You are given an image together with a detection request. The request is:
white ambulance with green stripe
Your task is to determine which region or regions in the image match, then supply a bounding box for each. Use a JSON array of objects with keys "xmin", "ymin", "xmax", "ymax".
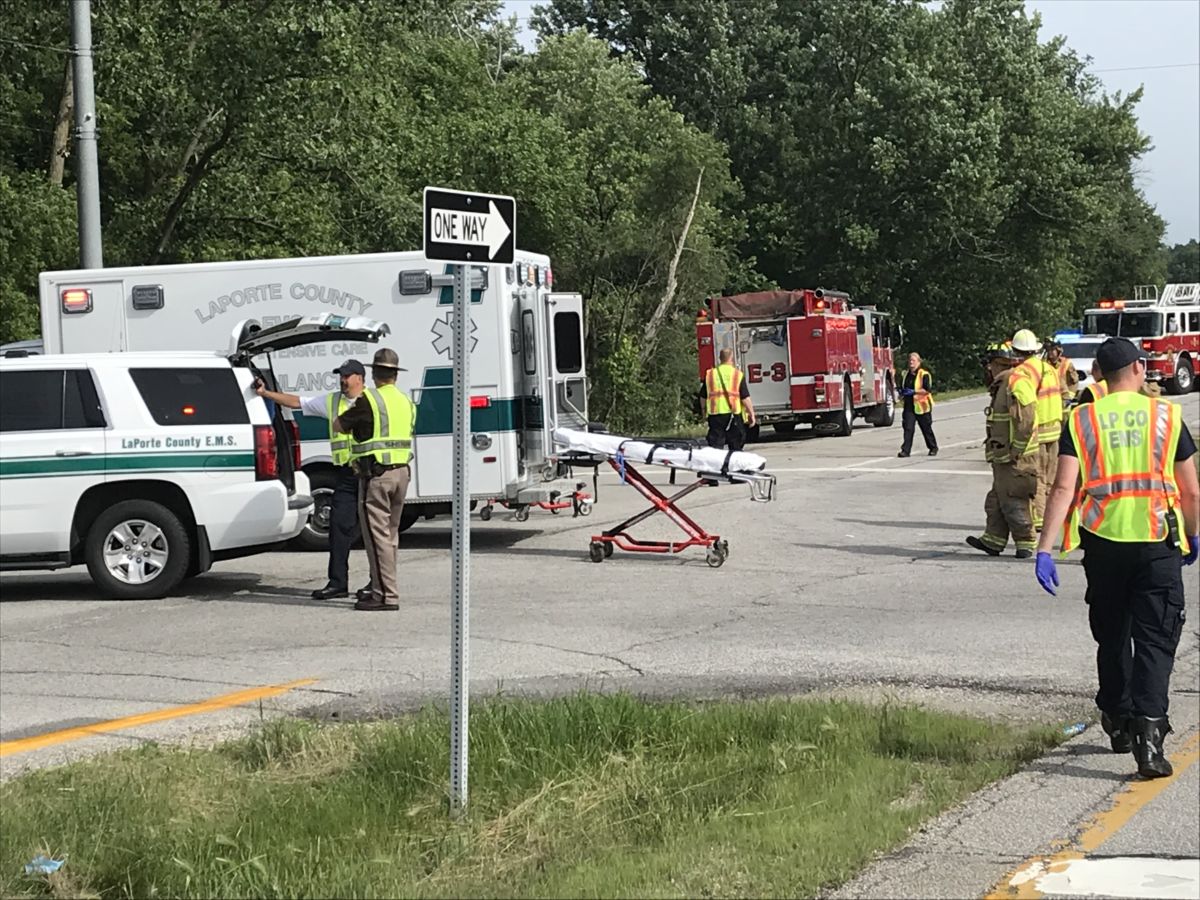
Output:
[
  {"xmin": 0, "ymin": 315, "xmax": 388, "ymax": 597},
  {"xmin": 34, "ymin": 251, "xmax": 588, "ymax": 549}
]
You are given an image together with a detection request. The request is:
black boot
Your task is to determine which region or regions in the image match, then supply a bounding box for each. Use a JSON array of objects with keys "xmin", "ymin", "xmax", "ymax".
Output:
[
  {"xmin": 1101, "ymin": 711, "xmax": 1132, "ymax": 754},
  {"xmin": 1130, "ymin": 716, "xmax": 1173, "ymax": 779}
]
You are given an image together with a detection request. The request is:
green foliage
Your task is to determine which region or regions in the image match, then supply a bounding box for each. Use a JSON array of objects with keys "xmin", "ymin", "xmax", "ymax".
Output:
[
  {"xmin": 0, "ymin": 0, "xmax": 1189, "ymax": 409},
  {"xmin": 1166, "ymin": 240, "xmax": 1200, "ymax": 284}
]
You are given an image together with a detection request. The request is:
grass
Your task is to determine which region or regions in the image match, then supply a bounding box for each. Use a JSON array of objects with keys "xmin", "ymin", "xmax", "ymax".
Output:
[{"xmin": 0, "ymin": 694, "xmax": 1061, "ymax": 899}]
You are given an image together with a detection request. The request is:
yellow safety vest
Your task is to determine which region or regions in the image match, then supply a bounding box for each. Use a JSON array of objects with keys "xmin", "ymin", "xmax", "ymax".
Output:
[
  {"xmin": 705, "ymin": 364, "xmax": 744, "ymax": 416},
  {"xmin": 1010, "ymin": 358, "xmax": 1062, "ymax": 445},
  {"xmin": 1060, "ymin": 392, "xmax": 1183, "ymax": 552},
  {"xmin": 1089, "ymin": 380, "xmax": 1108, "ymax": 401},
  {"xmin": 908, "ymin": 368, "xmax": 933, "ymax": 415},
  {"xmin": 349, "ymin": 384, "xmax": 416, "ymax": 466},
  {"xmin": 326, "ymin": 391, "xmax": 353, "ymax": 466}
]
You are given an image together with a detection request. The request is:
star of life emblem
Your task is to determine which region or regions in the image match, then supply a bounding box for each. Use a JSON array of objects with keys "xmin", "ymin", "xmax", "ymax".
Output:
[{"xmin": 431, "ymin": 313, "xmax": 479, "ymax": 359}]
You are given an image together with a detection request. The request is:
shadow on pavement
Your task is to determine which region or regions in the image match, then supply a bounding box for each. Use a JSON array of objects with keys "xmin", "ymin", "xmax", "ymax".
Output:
[{"xmin": 837, "ymin": 517, "xmax": 982, "ymax": 532}]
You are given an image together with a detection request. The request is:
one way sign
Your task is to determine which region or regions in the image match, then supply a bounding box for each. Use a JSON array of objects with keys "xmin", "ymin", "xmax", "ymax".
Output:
[{"xmin": 423, "ymin": 187, "xmax": 516, "ymax": 265}]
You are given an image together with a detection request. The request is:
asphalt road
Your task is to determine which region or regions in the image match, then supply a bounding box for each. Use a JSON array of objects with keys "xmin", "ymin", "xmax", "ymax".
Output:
[{"xmin": 3, "ymin": 393, "xmax": 1199, "ymax": 886}]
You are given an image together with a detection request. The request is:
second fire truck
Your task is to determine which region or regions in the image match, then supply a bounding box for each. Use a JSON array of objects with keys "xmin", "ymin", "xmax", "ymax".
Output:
[
  {"xmin": 1082, "ymin": 282, "xmax": 1200, "ymax": 394},
  {"xmin": 696, "ymin": 288, "xmax": 901, "ymax": 438}
]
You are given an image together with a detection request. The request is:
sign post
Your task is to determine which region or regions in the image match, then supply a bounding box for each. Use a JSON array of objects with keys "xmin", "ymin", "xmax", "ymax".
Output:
[{"xmin": 422, "ymin": 187, "xmax": 515, "ymax": 816}]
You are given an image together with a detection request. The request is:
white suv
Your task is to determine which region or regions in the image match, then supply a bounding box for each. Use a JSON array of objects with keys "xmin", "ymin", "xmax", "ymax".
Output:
[{"xmin": 0, "ymin": 314, "xmax": 387, "ymax": 599}]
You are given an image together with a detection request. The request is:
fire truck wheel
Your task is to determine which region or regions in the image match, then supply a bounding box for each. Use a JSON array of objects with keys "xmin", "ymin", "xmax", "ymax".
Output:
[
  {"xmin": 1168, "ymin": 357, "xmax": 1194, "ymax": 395},
  {"xmin": 833, "ymin": 380, "xmax": 854, "ymax": 437},
  {"xmin": 871, "ymin": 380, "xmax": 896, "ymax": 427}
]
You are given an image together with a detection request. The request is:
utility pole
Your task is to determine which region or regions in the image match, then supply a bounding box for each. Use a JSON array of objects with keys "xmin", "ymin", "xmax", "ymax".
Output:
[{"xmin": 70, "ymin": 0, "xmax": 103, "ymax": 268}]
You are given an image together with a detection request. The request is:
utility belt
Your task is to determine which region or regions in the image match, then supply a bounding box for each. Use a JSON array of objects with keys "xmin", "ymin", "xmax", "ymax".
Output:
[{"xmin": 354, "ymin": 460, "xmax": 410, "ymax": 478}]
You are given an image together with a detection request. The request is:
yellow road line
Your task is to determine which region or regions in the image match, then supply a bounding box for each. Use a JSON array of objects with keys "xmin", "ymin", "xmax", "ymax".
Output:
[
  {"xmin": 0, "ymin": 678, "xmax": 316, "ymax": 758},
  {"xmin": 984, "ymin": 730, "xmax": 1200, "ymax": 899}
]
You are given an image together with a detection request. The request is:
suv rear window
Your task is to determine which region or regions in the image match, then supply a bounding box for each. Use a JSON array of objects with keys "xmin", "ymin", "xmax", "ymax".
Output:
[
  {"xmin": 0, "ymin": 369, "xmax": 106, "ymax": 432},
  {"xmin": 130, "ymin": 368, "xmax": 250, "ymax": 427}
]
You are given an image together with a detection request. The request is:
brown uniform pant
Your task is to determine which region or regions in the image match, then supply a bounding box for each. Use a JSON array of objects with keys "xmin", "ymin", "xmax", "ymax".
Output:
[
  {"xmin": 981, "ymin": 463, "xmax": 1037, "ymax": 553},
  {"xmin": 1033, "ymin": 441, "xmax": 1059, "ymax": 530},
  {"xmin": 358, "ymin": 465, "xmax": 410, "ymax": 605}
]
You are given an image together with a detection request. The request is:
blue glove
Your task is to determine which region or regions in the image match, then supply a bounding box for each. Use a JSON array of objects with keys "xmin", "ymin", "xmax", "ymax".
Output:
[
  {"xmin": 1035, "ymin": 551, "xmax": 1059, "ymax": 596},
  {"xmin": 1184, "ymin": 535, "xmax": 1200, "ymax": 567},
  {"xmin": 900, "ymin": 388, "xmax": 915, "ymax": 398}
]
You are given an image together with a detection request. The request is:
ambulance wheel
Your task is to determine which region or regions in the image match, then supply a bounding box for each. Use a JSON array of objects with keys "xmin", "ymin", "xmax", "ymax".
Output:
[
  {"xmin": 705, "ymin": 545, "xmax": 727, "ymax": 568},
  {"xmin": 1168, "ymin": 357, "xmax": 1194, "ymax": 395},
  {"xmin": 589, "ymin": 541, "xmax": 605, "ymax": 563},
  {"xmin": 480, "ymin": 506, "xmax": 493, "ymax": 522},
  {"xmin": 514, "ymin": 506, "xmax": 530, "ymax": 523},
  {"xmin": 292, "ymin": 469, "xmax": 337, "ymax": 551},
  {"xmin": 85, "ymin": 500, "xmax": 190, "ymax": 600}
]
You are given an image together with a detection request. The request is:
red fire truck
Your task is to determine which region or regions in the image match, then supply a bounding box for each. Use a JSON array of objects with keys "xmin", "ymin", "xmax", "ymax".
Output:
[
  {"xmin": 1082, "ymin": 283, "xmax": 1200, "ymax": 394},
  {"xmin": 695, "ymin": 288, "xmax": 901, "ymax": 439}
]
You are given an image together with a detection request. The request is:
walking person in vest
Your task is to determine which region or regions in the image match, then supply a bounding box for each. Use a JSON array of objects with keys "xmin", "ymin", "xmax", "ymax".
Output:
[
  {"xmin": 700, "ymin": 348, "xmax": 756, "ymax": 451},
  {"xmin": 1037, "ymin": 338, "xmax": 1199, "ymax": 778},
  {"xmin": 255, "ymin": 359, "xmax": 367, "ymax": 600},
  {"xmin": 334, "ymin": 348, "xmax": 417, "ymax": 612},
  {"xmin": 898, "ymin": 352, "xmax": 937, "ymax": 457},
  {"xmin": 1008, "ymin": 329, "xmax": 1062, "ymax": 530},
  {"xmin": 966, "ymin": 344, "xmax": 1039, "ymax": 558}
]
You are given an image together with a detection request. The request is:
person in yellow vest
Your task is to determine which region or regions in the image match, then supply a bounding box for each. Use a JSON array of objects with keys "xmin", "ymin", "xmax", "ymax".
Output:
[
  {"xmin": 1044, "ymin": 340, "xmax": 1079, "ymax": 415},
  {"xmin": 256, "ymin": 359, "xmax": 367, "ymax": 601},
  {"xmin": 1037, "ymin": 338, "xmax": 1199, "ymax": 778},
  {"xmin": 897, "ymin": 352, "xmax": 938, "ymax": 457},
  {"xmin": 1008, "ymin": 329, "xmax": 1062, "ymax": 530},
  {"xmin": 700, "ymin": 348, "xmax": 756, "ymax": 451},
  {"xmin": 967, "ymin": 345, "xmax": 1038, "ymax": 557},
  {"xmin": 334, "ymin": 348, "xmax": 417, "ymax": 612}
]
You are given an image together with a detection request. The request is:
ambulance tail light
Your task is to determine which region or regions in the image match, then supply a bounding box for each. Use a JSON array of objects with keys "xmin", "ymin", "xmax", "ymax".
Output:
[
  {"xmin": 470, "ymin": 395, "xmax": 491, "ymax": 409},
  {"xmin": 288, "ymin": 420, "xmax": 302, "ymax": 469},
  {"xmin": 254, "ymin": 424, "xmax": 280, "ymax": 481},
  {"xmin": 61, "ymin": 288, "xmax": 93, "ymax": 314},
  {"xmin": 545, "ymin": 267, "xmax": 553, "ymax": 289}
]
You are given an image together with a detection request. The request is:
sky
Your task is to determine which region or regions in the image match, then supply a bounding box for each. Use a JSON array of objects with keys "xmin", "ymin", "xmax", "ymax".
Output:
[{"xmin": 502, "ymin": 0, "xmax": 1199, "ymax": 244}]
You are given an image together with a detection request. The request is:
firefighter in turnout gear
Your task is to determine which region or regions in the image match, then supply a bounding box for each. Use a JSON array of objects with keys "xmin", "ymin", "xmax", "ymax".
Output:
[
  {"xmin": 1044, "ymin": 340, "xmax": 1080, "ymax": 415},
  {"xmin": 1008, "ymin": 329, "xmax": 1062, "ymax": 530},
  {"xmin": 700, "ymin": 347, "xmax": 756, "ymax": 451},
  {"xmin": 334, "ymin": 348, "xmax": 417, "ymax": 612},
  {"xmin": 255, "ymin": 359, "xmax": 367, "ymax": 600},
  {"xmin": 1037, "ymin": 338, "xmax": 1200, "ymax": 779},
  {"xmin": 967, "ymin": 344, "xmax": 1038, "ymax": 557}
]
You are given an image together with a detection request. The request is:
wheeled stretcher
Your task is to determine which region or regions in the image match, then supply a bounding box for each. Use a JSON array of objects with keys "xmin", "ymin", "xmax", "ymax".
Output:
[
  {"xmin": 478, "ymin": 484, "xmax": 594, "ymax": 522},
  {"xmin": 552, "ymin": 428, "xmax": 776, "ymax": 567}
]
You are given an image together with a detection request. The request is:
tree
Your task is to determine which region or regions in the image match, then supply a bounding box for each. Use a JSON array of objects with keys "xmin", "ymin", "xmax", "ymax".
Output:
[{"xmin": 1166, "ymin": 240, "xmax": 1200, "ymax": 284}]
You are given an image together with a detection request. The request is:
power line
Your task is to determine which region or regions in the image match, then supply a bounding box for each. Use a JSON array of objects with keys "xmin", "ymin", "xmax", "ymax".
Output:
[
  {"xmin": 1092, "ymin": 62, "xmax": 1199, "ymax": 73},
  {"xmin": 0, "ymin": 36, "xmax": 70, "ymax": 54}
]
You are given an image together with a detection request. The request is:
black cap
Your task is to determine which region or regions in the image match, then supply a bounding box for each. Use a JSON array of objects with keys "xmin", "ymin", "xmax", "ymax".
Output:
[
  {"xmin": 332, "ymin": 359, "xmax": 366, "ymax": 377},
  {"xmin": 1095, "ymin": 338, "xmax": 1146, "ymax": 377}
]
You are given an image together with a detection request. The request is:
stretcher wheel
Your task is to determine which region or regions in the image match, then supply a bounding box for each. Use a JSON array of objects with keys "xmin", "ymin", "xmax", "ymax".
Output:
[
  {"xmin": 603, "ymin": 541, "xmax": 613, "ymax": 558},
  {"xmin": 551, "ymin": 506, "xmax": 561, "ymax": 515},
  {"xmin": 514, "ymin": 506, "xmax": 530, "ymax": 523},
  {"xmin": 718, "ymin": 539, "xmax": 730, "ymax": 559},
  {"xmin": 589, "ymin": 541, "xmax": 605, "ymax": 563},
  {"xmin": 480, "ymin": 506, "xmax": 492, "ymax": 522},
  {"xmin": 705, "ymin": 545, "xmax": 727, "ymax": 568},
  {"xmin": 579, "ymin": 500, "xmax": 593, "ymax": 517}
]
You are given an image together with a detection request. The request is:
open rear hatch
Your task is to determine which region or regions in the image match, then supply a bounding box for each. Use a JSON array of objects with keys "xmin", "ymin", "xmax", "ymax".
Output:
[{"xmin": 228, "ymin": 313, "xmax": 392, "ymax": 491}]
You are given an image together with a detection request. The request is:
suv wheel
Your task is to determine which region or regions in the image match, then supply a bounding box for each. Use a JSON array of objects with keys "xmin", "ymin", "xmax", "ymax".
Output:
[{"xmin": 85, "ymin": 500, "xmax": 190, "ymax": 599}]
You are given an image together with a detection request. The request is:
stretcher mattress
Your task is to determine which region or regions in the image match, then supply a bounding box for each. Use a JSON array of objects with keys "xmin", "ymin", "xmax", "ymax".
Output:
[{"xmin": 552, "ymin": 427, "xmax": 767, "ymax": 476}]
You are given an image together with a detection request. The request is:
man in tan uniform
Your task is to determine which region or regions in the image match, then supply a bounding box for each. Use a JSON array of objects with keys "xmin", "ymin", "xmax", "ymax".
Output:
[{"xmin": 334, "ymin": 348, "xmax": 416, "ymax": 612}]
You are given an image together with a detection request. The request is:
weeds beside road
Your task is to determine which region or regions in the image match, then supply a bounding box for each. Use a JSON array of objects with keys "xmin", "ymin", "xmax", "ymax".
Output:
[{"xmin": 0, "ymin": 694, "xmax": 1060, "ymax": 899}]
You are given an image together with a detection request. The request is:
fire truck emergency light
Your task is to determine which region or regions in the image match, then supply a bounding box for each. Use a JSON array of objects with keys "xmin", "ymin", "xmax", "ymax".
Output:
[{"xmin": 61, "ymin": 288, "xmax": 93, "ymax": 314}]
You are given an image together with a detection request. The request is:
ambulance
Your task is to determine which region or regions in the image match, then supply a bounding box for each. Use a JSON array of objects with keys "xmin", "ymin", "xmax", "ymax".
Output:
[{"xmin": 33, "ymin": 250, "xmax": 589, "ymax": 548}]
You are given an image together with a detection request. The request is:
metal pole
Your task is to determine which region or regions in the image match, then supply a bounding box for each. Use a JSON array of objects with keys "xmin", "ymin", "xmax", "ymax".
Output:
[
  {"xmin": 70, "ymin": 0, "xmax": 103, "ymax": 268},
  {"xmin": 449, "ymin": 263, "xmax": 470, "ymax": 816}
]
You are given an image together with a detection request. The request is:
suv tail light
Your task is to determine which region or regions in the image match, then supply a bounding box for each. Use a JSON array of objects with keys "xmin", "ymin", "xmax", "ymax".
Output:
[
  {"xmin": 288, "ymin": 419, "xmax": 302, "ymax": 470},
  {"xmin": 254, "ymin": 424, "xmax": 279, "ymax": 481}
]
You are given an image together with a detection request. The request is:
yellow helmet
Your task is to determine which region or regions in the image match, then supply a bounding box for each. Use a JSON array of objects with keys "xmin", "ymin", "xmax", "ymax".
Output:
[{"xmin": 1011, "ymin": 329, "xmax": 1042, "ymax": 353}]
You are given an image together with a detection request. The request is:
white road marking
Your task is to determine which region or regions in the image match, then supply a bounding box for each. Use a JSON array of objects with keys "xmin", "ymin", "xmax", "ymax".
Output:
[{"xmin": 1021, "ymin": 857, "xmax": 1200, "ymax": 899}]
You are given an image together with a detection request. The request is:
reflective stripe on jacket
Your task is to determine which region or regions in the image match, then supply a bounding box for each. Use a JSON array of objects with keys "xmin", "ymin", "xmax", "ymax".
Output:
[
  {"xmin": 326, "ymin": 391, "xmax": 353, "ymax": 466},
  {"xmin": 705, "ymin": 364, "xmax": 743, "ymax": 416},
  {"xmin": 349, "ymin": 384, "xmax": 416, "ymax": 466}
]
